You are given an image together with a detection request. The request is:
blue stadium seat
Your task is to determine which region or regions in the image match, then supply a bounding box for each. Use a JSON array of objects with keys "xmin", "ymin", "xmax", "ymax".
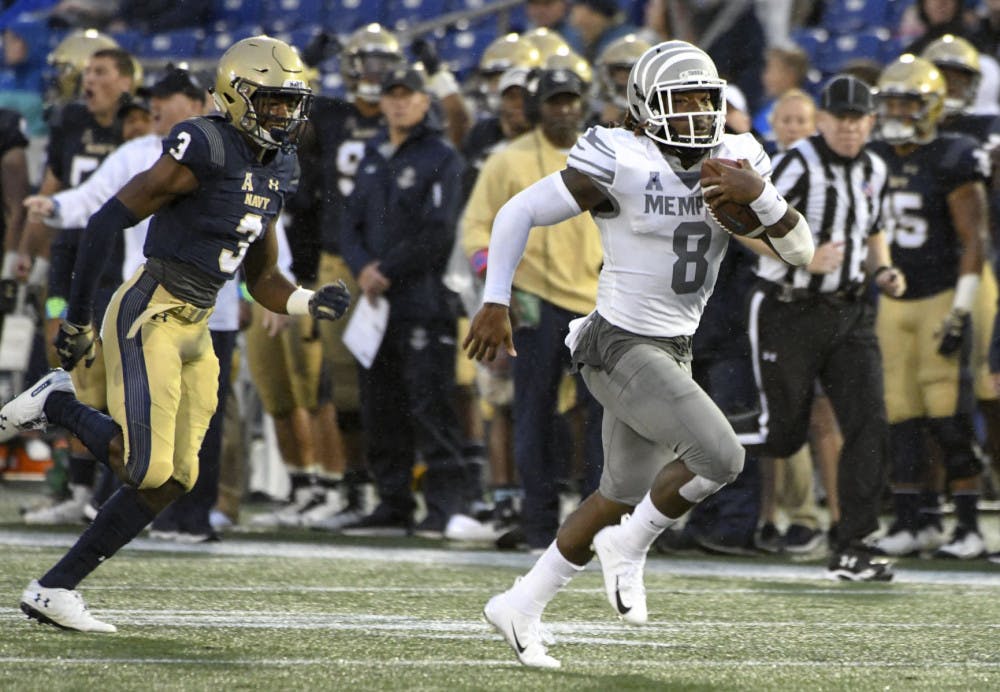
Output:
[
  {"xmin": 201, "ymin": 24, "xmax": 265, "ymax": 57},
  {"xmin": 109, "ymin": 30, "xmax": 142, "ymax": 54},
  {"xmin": 263, "ymin": 0, "xmax": 325, "ymax": 30},
  {"xmin": 790, "ymin": 27, "xmax": 830, "ymax": 74},
  {"xmin": 137, "ymin": 29, "xmax": 203, "ymax": 59},
  {"xmin": 326, "ymin": 0, "xmax": 384, "ymax": 31},
  {"xmin": 824, "ymin": 28, "xmax": 893, "ymax": 74},
  {"xmin": 213, "ymin": 0, "xmax": 264, "ymax": 27},
  {"xmin": 438, "ymin": 23, "xmax": 497, "ymax": 79},
  {"xmin": 820, "ymin": 0, "xmax": 890, "ymax": 36},
  {"xmin": 386, "ymin": 0, "xmax": 448, "ymax": 28}
]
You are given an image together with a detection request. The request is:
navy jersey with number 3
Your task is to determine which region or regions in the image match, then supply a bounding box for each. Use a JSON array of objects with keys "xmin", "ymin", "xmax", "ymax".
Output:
[{"xmin": 146, "ymin": 115, "xmax": 297, "ymax": 280}]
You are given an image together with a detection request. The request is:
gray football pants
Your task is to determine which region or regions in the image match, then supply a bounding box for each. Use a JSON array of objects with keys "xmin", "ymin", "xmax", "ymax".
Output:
[{"xmin": 581, "ymin": 344, "xmax": 745, "ymax": 505}]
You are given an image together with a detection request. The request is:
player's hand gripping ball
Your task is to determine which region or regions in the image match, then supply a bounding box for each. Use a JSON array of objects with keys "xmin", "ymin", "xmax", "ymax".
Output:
[{"xmin": 701, "ymin": 158, "xmax": 765, "ymax": 237}]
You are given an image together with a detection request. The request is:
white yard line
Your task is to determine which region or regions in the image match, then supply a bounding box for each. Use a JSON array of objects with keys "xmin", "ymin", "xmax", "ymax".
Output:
[{"xmin": 2, "ymin": 529, "xmax": 999, "ymax": 586}]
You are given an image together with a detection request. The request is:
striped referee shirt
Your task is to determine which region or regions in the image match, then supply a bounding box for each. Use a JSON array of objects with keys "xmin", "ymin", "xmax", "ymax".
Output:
[{"xmin": 757, "ymin": 134, "xmax": 888, "ymax": 293}]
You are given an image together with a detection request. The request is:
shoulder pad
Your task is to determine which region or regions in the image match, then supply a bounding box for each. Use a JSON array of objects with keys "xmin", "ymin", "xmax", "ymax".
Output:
[
  {"xmin": 163, "ymin": 118, "xmax": 226, "ymax": 175},
  {"xmin": 568, "ymin": 126, "xmax": 621, "ymax": 187}
]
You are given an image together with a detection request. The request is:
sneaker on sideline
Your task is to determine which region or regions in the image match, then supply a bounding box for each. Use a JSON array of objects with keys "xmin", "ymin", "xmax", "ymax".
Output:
[
  {"xmin": 23, "ymin": 496, "xmax": 90, "ymax": 525},
  {"xmin": 872, "ymin": 526, "xmax": 921, "ymax": 557},
  {"xmin": 445, "ymin": 513, "xmax": 504, "ymax": 542},
  {"xmin": 934, "ymin": 526, "xmax": 986, "ymax": 559},
  {"xmin": 20, "ymin": 580, "xmax": 116, "ymax": 633},
  {"xmin": 592, "ymin": 515, "xmax": 647, "ymax": 625},
  {"xmin": 298, "ymin": 489, "xmax": 345, "ymax": 528},
  {"xmin": 482, "ymin": 591, "xmax": 560, "ymax": 669},
  {"xmin": 249, "ymin": 486, "xmax": 326, "ymax": 528},
  {"xmin": 0, "ymin": 369, "xmax": 75, "ymax": 442},
  {"xmin": 784, "ymin": 524, "xmax": 824, "ymax": 554},
  {"xmin": 754, "ymin": 522, "xmax": 785, "ymax": 554},
  {"xmin": 826, "ymin": 547, "xmax": 894, "ymax": 582}
]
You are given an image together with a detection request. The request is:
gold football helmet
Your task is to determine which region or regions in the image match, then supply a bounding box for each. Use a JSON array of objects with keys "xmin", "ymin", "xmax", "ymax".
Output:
[
  {"xmin": 477, "ymin": 34, "xmax": 542, "ymax": 113},
  {"xmin": 48, "ymin": 29, "xmax": 119, "ymax": 102},
  {"xmin": 214, "ymin": 36, "xmax": 312, "ymax": 151},
  {"xmin": 522, "ymin": 28, "xmax": 570, "ymax": 63},
  {"xmin": 921, "ymin": 34, "xmax": 981, "ymax": 115},
  {"xmin": 340, "ymin": 23, "xmax": 405, "ymax": 104},
  {"xmin": 596, "ymin": 34, "xmax": 651, "ymax": 109},
  {"xmin": 545, "ymin": 47, "xmax": 592, "ymax": 85},
  {"xmin": 876, "ymin": 54, "xmax": 945, "ymax": 144}
]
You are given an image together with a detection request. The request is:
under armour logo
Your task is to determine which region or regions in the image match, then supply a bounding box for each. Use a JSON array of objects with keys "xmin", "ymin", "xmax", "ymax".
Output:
[
  {"xmin": 839, "ymin": 555, "xmax": 858, "ymax": 569},
  {"xmin": 269, "ymin": 178, "xmax": 280, "ymax": 191},
  {"xmin": 762, "ymin": 351, "xmax": 777, "ymax": 362},
  {"xmin": 645, "ymin": 171, "xmax": 663, "ymax": 192},
  {"xmin": 151, "ymin": 313, "xmax": 169, "ymax": 323}
]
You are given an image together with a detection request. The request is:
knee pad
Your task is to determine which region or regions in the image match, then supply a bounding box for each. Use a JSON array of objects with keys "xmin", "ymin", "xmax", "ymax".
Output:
[
  {"xmin": 927, "ymin": 417, "xmax": 982, "ymax": 481},
  {"xmin": 679, "ymin": 475, "xmax": 726, "ymax": 503}
]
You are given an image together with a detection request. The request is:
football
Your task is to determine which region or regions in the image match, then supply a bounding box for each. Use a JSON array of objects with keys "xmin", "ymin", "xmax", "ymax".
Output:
[{"xmin": 700, "ymin": 158, "xmax": 764, "ymax": 237}]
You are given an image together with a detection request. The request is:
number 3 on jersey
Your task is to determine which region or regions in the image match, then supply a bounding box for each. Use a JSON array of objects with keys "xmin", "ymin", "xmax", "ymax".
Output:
[
  {"xmin": 169, "ymin": 131, "xmax": 192, "ymax": 161},
  {"xmin": 218, "ymin": 212, "xmax": 264, "ymax": 273}
]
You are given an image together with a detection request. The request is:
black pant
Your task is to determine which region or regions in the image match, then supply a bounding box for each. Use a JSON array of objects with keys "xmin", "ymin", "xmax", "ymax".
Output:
[
  {"xmin": 359, "ymin": 318, "xmax": 466, "ymax": 523},
  {"xmin": 749, "ymin": 286, "xmax": 888, "ymax": 550}
]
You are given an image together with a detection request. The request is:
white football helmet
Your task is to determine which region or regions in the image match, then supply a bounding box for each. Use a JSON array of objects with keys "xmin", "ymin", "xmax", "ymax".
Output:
[{"xmin": 626, "ymin": 40, "xmax": 726, "ymax": 148}]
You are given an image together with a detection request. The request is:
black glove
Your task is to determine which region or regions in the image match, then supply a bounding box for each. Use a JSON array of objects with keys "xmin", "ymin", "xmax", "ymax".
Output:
[
  {"xmin": 0, "ymin": 279, "xmax": 17, "ymax": 314},
  {"xmin": 411, "ymin": 38, "xmax": 440, "ymax": 76},
  {"xmin": 308, "ymin": 280, "xmax": 350, "ymax": 320},
  {"xmin": 937, "ymin": 308, "xmax": 970, "ymax": 357},
  {"xmin": 55, "ymin": 320, "xmax": 97, "ymax": 371}
]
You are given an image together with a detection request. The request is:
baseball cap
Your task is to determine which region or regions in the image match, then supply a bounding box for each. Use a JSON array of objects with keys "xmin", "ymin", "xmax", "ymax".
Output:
[
  {"xmin": 535, "ymin": 68, "xmax": 585, "ymax": 103},
  {"xmin": 820, "ymin": 74, "xmax": 874, "ymax": 115},
  {"xmin": 150, "ymin": 68, "xmax": 206, "ymax": 101},
  {"xmin": 116, "ymin": 91, "xmax": 150, "ymax": 119},
  {"xmin": 381, "ymin": 67, "xmax": 426, "ymax": 94}
]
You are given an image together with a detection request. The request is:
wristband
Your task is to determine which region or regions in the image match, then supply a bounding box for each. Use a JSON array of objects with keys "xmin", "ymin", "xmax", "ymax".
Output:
[
  {"xmin": 239, "ymin": 281, "xmax": 254, "ymax": 303},
  {"xmin": 46, "ymin": 295, "xmax": 68, "ymax": 320},
  {"xmin": 286, "ymin": 287, "xmax": 314, "ymax": 316},
  {"xmin": 952, "ymin": 273, "xmax": 980, "ymax": 313},
  {"xmin": 749, "ymin": 181, "xmax": 789, "ymax": 227},
  {"xmin": 470, "ymin": 248, "xmax": 488, "ymax": 277}
]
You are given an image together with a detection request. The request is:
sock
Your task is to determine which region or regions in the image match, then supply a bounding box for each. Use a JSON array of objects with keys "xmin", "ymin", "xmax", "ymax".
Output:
[
  {"xmin": 892, "ymin": 491, "xmax": 921, "ymax": 532},
  {"xmin": 44, "ymin": 392, "xmax": 119, "ymax": 466},
  {"xmin": 953, "ymin": 492, "xmax": 979, "ymax": 531},
  {"xmin": 39, "ymin": 485, "xmax": 155, "ymax": 590},
  {"xmin": 506, "ymin": 541, "xmax": 583, "ymax": 618},
  {"xmin": 317, "ymin": 472, "xmax": 343, "ymax": 489},
  {"xmin": 66, "ymin": 454, "xmax": 97, "ymax": 487},
  {"xmin": 619, "ymin": 493, "xmax": 678, "ymax": 560},
  {"xmin": 288, "ymin": 470, "xmax": 317, "ymax": 499},
  {"xmin": 918, "ymin": 490, "xmax": 942, "ymax": 529}
]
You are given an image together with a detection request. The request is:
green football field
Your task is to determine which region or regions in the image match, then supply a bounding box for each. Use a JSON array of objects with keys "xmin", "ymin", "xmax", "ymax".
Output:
[{"xmin": 2, "ymin": 482, "xmax": 1000, "ymax": 691}]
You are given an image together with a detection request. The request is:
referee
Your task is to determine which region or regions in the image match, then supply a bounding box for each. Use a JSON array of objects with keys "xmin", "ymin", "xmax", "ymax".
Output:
[{"xmin": 745, "ymin": 75, "xmax": 905, "ymax": 581}]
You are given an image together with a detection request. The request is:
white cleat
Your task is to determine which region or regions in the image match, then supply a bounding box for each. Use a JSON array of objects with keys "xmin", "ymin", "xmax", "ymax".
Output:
[
  {"xmin": 934, "ymin": 527, "xmax": 986, "ymax": 559},
  {"xmin": 872, "ymin": 528, "xmax": 921, "ymax": 557},
  {"xmin": 20, "ymin": 580, "xmax": 116, "ymax": 633},
  {"xmin": 0, "ymin": 369, "xmax": 75, "ymax": 442},
  {"xmin": 915, "ymin": 524, "xmax": 947, "ymax": 553},
  {"xmin": 444, "ymin": 513, "xmax": 504, "ymax": 542},
  {"xmin": 23, "ymin": 497, "xmax": 90, "ymax": 525},
  {"xmin": 482, "ymin": 592, "xmax": 560, "ymax": 669},
  {"xmin": 592, "ymin": 516, "xmax": 648, "ymax": 625},
  {"xmin": 298, "ymin": 490, "xmax": 345, "ymax": 528}
]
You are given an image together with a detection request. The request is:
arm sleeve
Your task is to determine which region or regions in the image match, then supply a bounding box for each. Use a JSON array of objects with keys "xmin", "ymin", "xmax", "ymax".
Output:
[
  {"xmin": 380, "ymin": 151, "xmax": 467, "ymax": 279},
  {"xmin": 66, "ymin": 197, "xmax": 139, "ymax": 324},
  {"xmin": 481, "ymin": 171, "xmax": 582, "ymax": 306}
]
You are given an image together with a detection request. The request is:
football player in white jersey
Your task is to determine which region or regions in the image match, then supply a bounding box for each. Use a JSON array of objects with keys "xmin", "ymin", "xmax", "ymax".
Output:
[{"xmin": 464, "ymin": 40, "xmax": 814, "ymax": 668}]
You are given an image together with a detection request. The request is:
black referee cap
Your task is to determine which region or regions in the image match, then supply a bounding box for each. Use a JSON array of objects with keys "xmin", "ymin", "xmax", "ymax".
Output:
[{"xmin": 820, "ymin": 75, "xmax": 874, "ymax": 116}]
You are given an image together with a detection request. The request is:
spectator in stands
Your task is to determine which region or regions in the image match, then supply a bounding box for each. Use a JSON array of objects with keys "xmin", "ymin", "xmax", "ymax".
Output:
[
  {"xmin": 525, "ymin": 0, "xmax": 585, "ymax": 54},
  {"xmin": 107, "ymin": 0, "xmax": 212, "ymax": 34},
  {"xmin": 339, "ymin": 67, "xmax": 469, "ymax": 538},
  {"xmin": 569, "ymin": 0, "xmax": 636, "ymax": 65},
  {"xmin": 901, "ymin": 0, "xmax": 975, "ymax": 55},
  {"xmin": 654, "ymin": 0, "xmax": 768, "ymax": 113},
  {"xmin": 768, "ymin": 87, "xmax": 815, "ymax": 154},
  {"xmin": 0, "ymin": 17, "xmax": 49, "ymax": 137},
  {"xmin": 753, "ymin": 44, "xmax": 810, "ymax": 142},
  {"xmin": 462, "ymin": 68, "xmax": 604, "ymax": 551}
]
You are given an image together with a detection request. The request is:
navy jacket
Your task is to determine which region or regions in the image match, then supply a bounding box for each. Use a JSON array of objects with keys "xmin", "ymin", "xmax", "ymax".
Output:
[{"xmin": 340, "ymin": 118, "xmax": 465, "ymax": 322}]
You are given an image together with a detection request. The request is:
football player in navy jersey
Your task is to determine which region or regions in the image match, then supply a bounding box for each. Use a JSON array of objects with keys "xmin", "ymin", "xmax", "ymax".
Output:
[
  {"xmin": 2, "ymin": 36, "xmax": 349, "ymax": 633},
  {"xmin": 923, "ymin": 34, "xmax": 1000, "ymax": 504},
  {"xmin": 869, "ymin": 55, "xmax": 990, "ymax": 560},
  {"xmin": 14, "ymin": 47, "xmax": 136, "ymax": 526}
]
